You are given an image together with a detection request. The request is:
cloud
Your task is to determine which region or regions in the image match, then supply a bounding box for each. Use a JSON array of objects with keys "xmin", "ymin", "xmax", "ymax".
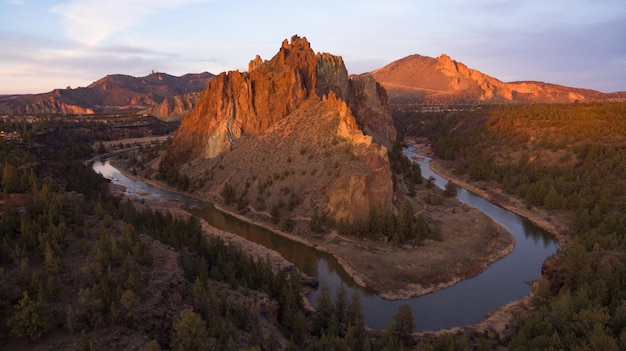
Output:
[
  {"xmin": 0, "ymin": 31, "xmax": 215, "ymax": 94},
  {"xmin": 50, "ymin": 0, "xmax": 211, "ymax": 46}
]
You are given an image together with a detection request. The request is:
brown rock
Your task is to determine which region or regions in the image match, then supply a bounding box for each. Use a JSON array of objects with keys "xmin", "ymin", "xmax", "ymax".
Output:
[
  {"xmin": 146, "ymin": 92, "xmax": 201, "ymax": 121},
  {"xmin": 368, "ymin": 53, "xmax": 626, "ymax": 105},
  {"xmin": 0, "ymin": 72, "xmax": 213, "ymax": 117},
  {"xmin": 137, "ymin": 234, "xmax": 186, "ymax": 343},
  {"xmin": 347, "ymin": 75, "xmax": 397, "ymax": 147},
  {"xmin": 162, "ymin": 35, "xmax": 396, "ymax": 165},
  {"xmin": 160, "ymin": 35, "xmax": 398, "ymax": 223}
]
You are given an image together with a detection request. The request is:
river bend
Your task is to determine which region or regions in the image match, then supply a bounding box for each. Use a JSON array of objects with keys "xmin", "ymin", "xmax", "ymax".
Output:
[{"xmin": 92, "ymin": 150, "xmax": 558, "ymax": 331}]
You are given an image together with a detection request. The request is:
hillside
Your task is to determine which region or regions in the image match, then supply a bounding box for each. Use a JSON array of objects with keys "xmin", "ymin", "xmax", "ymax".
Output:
[
  {"xmin": 397, "ymin": 101, "xmax": 626, "ymax": 349},
  {"xmin": 368, "ymin": 54, "xmax": 626, "ymax": 105},
  {"xmin": 0, "ymin": 72, "xmax": 214, "ymax": 119},
  {"xmin": 159, "ymin": 35, "xmax": 397, "ymax": 224}
]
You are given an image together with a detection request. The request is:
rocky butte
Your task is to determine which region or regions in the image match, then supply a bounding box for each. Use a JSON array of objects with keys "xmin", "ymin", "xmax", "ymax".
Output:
[
  {"xmin": 160, "ymin": 35, "xmax": 397, "ymax": 223},
  {"xmin": 368, "ymin": 53, "xmax": 626, "ymax": 105}
]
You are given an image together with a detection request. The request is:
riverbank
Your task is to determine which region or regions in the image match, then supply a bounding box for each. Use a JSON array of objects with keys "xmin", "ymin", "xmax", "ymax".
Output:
[
  {"xmin": 412, "ymin": 143, "xmax": 570, "ymax": 247},
  {"xmin": 97, "ymin": 144, "xmax": 559, "ymax": 336},
  {"xmin": 107, "ymin": 152, "xmax": 516, "ymax": 302},
  {"xmin": 104, "ymin": 162, "xmax": 313, "ymax": 282},
  {"xmin": 407, "ymin": 141, "xmax": 566, "ymax": 337}
]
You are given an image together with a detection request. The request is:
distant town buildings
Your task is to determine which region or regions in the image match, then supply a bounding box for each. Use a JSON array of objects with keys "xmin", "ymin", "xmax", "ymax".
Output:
[{"xmin": 0, "ymin": 130, "xmax": 21, "ymax": 141}]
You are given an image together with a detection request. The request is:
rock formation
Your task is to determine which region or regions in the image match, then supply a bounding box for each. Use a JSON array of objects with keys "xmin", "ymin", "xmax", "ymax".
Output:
[
  {"xmin": 368, "ymin": 53, "xmax": 626, "ymax": 105},
  {"xmin": 146, "ymin": 92, "xmax": 201, "ymax": 121},
  {"xmin": 161, "ymin": 35, "xmax": 396, "ymax": 223}
]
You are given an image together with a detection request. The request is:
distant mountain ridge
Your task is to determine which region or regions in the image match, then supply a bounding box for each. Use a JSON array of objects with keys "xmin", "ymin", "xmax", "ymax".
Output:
[
  {"xmin": 367, "ymin": 54, "xmax": 626, "ymax": 105},
  {"xmin": 3, "ymin": 52, "xmax": 624, "ymax": 116},
  {"xmin": 0, "ymin": 71, "xmax": 214, "ymax": 119}
]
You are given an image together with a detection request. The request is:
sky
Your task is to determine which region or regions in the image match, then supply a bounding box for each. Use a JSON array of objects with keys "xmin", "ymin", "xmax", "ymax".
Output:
[{"xmin": 0, "ymin": 0, "xmax": 624, "ymax": 95}]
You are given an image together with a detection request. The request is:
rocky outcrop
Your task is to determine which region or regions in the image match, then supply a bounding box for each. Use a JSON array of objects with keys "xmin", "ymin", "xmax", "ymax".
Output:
[
  {"xmin": 146, "ymin": 92, "xmax": 201, "ymax": 121},
  {"xmin": 347, "ymin": 76, "xmax": 396, "ymax": 147},
  {"xmin": 323, "ymin": 91, "xmax": 394, "ymax": 222},
  {"xmin": 161, "ymin": 35, "xmax": 397, "ymax": 223},
  {"xmin": 316, "ymin": 53, "xmax": 350, "ymax": 100},
  {"xmin": 369, "ymin": 53, "xmax": 626, "ymax": 105},
  {"xmin": 4, "ymin": 97, "xmax": 95, "ymax": 115},
  {"xmin": 137, "ymin": 234, "xmax": 186, "ymax": 344},
  {"xmin": 163, "ymin": 35, "xmax": 396, "ymax": 166},
  {"xmin": 163, "ymin": 36, "xmax": 316, "ymax": 162}
]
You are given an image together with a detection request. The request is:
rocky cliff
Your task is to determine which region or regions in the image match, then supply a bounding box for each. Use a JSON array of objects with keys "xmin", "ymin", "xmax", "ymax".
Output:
[
  {"xmin": 0, "ymin": 91, "xmax": 95, "ymax": 114},
  {"xmin": 160, "ymin": 36, "xmax": 396, "ymax": 223},
  {"xmin": 146, "ymin": 92, "xmax": 201, "ymax": 121},
  {"xmin": 0, "ymin": 72, "xmax": 213, "ymax": 118},
  {"xmin": 369, "ymin": 54, "xmax": 626, "ymax": 105}
]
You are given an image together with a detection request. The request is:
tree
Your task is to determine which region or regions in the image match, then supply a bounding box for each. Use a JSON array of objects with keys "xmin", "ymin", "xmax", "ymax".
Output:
[
  {"xmin": 97, "ymin": 142, "xmax": 107, "ymax": 154},
  {"xmin": 8, "ymin": 291, "xmax": 53, "ymax": 341},
  {"xmin": 171, "ymin": 309, "xmax": 210, "ymax": 351},
  {"xmin": 44, "ymin": 242, "xmax": 61, "ymax": 273},
  {"xmin": 2, "ymin": 162, "xmax": 20, "ymax": 193},
  {"xmin": 393, "ymin": 304, "xmax": 415, "ymax": 347},
  {"xmin": 347, "ymin": 290, "xmax": 367, "ymax": 350},
  {"xmin": 143, "ymin": 339, "xmax": 162, "ymax": 351},
  {"xmin": 220, "ymin": 182, "xmax": 236, "ymax": 205},
  {"xmin": 543, "ymin": 185, "xmax": 560, "ymax": 210},
  {"xmin": 313, "ymin": 282, "xmax": 334, "ymax": 336},
  {"xmin": 335, "ymin": 284, "xmax": 348, "ymax": 329},
  {"xmin": 444, "ymin": 181, "xmax": 457, "ymax": 197},
  {"xmin": 119, "ymin": 289, "xmax": 140, "ymax": 327}
]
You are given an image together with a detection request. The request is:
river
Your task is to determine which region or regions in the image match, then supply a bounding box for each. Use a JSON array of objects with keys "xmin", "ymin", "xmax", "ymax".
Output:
[{"xmin": 92, "ymin": 150, "xmax": 558, "ymax": 331}]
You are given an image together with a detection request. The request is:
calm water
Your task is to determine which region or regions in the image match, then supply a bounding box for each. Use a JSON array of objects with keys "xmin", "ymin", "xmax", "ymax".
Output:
[{"xmin": 92, "ymin": 154, "xmax": 558, "ymax": 331}]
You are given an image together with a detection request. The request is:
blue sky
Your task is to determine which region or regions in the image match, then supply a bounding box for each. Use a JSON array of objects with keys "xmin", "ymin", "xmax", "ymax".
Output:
[{"xmin": 1, "ymin": 0, "xmax": 624, "ymax": 94}]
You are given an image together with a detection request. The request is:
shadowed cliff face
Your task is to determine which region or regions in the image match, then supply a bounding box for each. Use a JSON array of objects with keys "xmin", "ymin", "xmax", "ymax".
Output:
[
  {"xmin": 323, "ymin": 91, "xmax": 394, "ymax": 223},
  {"xmin": 147, "ymin": 92, "xmax": 201, "ymax": 121},
  {"xmin": 161, "ymin": 35, "xmax": 397, "ymax": 223}
]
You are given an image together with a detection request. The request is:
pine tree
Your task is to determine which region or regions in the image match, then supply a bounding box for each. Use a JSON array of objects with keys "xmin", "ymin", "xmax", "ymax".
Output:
[
  {"xmin": 543, "ymin": 185, "xmax": 560, "ymax": 210},
  {"xmin": 313, "ymin": 282, "xmax": 334, "ymax": 336},
  {"xmin": 2, "ymin": 162, "xmax": 20, "ymax": 193},
  {"xmin": 171, "ymin": 309, "xmax": 210, "ymax": 351},
  {"xmin": 393, "ymin": 304, "xmax": 415, "ymax": 347},
  {"xmin": 8, "ymin": 291, "xmax": 53, "ymax": 341},
  {"xmin": 335, "ymin": 284, "xmax": 348, "ymax": 330},
  {"xmin": 347, "ymin": 290, "xmax": 366, "ymax": 349}
]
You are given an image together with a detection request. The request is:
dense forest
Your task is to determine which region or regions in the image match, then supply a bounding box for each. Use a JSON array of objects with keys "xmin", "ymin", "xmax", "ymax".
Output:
[
  {"xmin": 395, "ymin": 102, "xmax": 626, "ymax": 350},
  {"xmin": 4, "ymin": 102, "xmax": 624, "ymax": 349},
  {"xmin": 1, "ymin": 116, "xmax": 492, "ymax": 350}
]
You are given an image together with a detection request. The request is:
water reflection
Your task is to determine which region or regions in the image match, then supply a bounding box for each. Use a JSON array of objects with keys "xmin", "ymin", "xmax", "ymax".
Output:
[{"xmin": 93, "ymin": 154, "xmax": 559, "ymax": 331}]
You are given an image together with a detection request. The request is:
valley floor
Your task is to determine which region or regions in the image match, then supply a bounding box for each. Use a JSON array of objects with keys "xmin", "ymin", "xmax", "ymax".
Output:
[
  {"xmin": 107, "ymin": 143, "xmax": 518, "ymax": 302},
  {"xmin": 102, "ymin": 138, "xmax": 569, "ymax": 335},
  {"xmin": 420, "ymin": 147, "xmax": 571, "ymax": 247}
]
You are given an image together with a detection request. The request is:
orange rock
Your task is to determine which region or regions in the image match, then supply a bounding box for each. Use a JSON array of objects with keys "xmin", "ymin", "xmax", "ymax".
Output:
[
  {"xmin": 163, "ymin": 35, "xmax": 396, "ymax": 166},
  {"xmin": 161, "ymin": 35, "xmax": 398, "ymax": 223}
]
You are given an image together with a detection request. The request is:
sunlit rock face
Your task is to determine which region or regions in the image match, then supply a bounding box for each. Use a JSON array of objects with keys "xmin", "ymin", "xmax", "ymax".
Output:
[{"xmin": 161, "ymin": 35, "xmax": 397, "ymax": 223}]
